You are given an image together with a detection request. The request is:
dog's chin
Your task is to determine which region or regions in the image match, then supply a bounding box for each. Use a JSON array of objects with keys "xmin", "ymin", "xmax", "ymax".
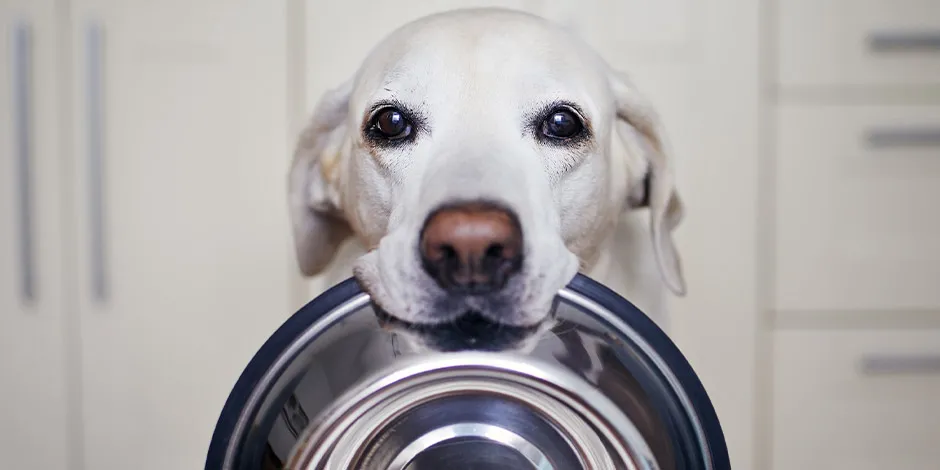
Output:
[{"xmin": 374, "ymin": 307, "xmax": 552, "ymax": 353}]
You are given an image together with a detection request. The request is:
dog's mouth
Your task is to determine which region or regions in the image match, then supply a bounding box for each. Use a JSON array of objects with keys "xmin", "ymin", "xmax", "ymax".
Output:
[{"xmin": 374, "ymin": 307, "xmax": 546, "ymax": 352}]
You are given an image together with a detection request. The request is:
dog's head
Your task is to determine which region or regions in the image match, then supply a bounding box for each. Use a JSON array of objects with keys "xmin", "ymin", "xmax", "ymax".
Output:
[{"xmin": 289, "ymin": 8, "xmax": 684, "ymax": 350}]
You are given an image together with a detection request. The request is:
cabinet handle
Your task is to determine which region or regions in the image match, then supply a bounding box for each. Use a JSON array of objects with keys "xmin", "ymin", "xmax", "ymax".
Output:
[
  {"xmin": 859, "ymin": 354, "xmax": 940, "ymax": 376},
  {"xmin": 868, "ymin": 31, "xmax": 940, "ymax": 52},
  {"xmin": 865, "ymin": 127, "xmax": 940, "ymax": 148},
  {"xmin": 13, "ymin": 22, "xmax": 35, "ymax": 302},
  {"xmin": 86, "ymin": 22, "xmax": 107, "ymax": 302}
]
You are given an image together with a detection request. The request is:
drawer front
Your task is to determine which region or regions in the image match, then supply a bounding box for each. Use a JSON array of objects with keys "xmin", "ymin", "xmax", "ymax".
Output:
[
  {"xmin": 772, "ymin": 329, "xmax": 940, "ymax": 470},
  {"xmin": 774, "ymin": 105, "xmax": 940, "ymax": 312},
  {"xmin": 777, "ymin": 0, "xmax": 940, "ymax": 87}
]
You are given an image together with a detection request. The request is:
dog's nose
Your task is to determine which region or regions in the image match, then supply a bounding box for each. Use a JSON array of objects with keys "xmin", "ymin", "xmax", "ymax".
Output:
[{"xmin": 419, "ymin": 202, "xmax": 523, "ymax": 294}]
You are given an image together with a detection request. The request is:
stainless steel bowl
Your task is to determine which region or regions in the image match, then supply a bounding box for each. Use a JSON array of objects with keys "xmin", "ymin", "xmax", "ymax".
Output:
[{"xmin": 205, "ymin": 274, "xmax": 730, "ymax": 470}]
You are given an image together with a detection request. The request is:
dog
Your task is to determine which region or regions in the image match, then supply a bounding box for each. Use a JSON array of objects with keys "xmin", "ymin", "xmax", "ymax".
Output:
[{"xmin": 288, "ymin": 7, "xmax": 685, "ymax": 351}]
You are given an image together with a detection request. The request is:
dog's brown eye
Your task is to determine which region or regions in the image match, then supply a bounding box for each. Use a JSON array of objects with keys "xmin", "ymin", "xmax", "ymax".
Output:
[
  {"xmin": 373, "ymin": 108, "xmax": 412, "ymax": 140},
  {"xmin": 541, "ymin": 110, "xmax": 583, "ymax": 139}
]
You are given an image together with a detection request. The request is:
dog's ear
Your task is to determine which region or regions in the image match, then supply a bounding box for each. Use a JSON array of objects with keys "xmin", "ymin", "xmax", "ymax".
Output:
[
  {"xmin": 288, "ymin": 80, "xmax": 355, "ymax": 276},
  {"xmin": 610, "ymin": 71, "xmax": 686, "ymax": 296}
]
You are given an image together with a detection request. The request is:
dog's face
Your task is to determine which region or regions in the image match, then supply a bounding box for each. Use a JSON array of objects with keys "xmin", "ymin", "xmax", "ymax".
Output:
[{"xmin": 289, "ymin": 8, "xmax": 684, "ymax": 350}]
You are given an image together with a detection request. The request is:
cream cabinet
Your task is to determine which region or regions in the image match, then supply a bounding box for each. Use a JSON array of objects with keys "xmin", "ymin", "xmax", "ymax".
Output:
[
  {"xmin": 0, "ymin": 1, "xmax": 70, "ymax": 468},
  {"xmin": 774, "ymin": 104, "xmax": 940, "ymax": 313},
  {"xmin": 777, "ymin": 0, "xmax": 940, "ymax": 88},
  {"xmin": 769, "ymin": 0, "xmax": 940, "ymax": 469},
  {"xmin": 2, "ymin": 1, "xmax": 294, "ymax": 470},
  {"xmin": 66, "ymin": 2, "xmax": 294, "ymax": 469},
  {"xmin": 772, "ymin": 329, "xmax": 940, "ymax": 470}
]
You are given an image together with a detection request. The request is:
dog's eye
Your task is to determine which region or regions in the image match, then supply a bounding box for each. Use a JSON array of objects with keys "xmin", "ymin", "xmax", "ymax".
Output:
[
  {"xmin": 541, "ymin": 109, "xmax": 583, "ymax": 140},
  {"xmin": 372, "ymin": 108, "xmax": 413, "ymax": 140}
]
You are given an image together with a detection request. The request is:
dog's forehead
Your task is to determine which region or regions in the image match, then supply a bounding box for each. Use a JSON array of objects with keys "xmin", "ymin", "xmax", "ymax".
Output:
[{"xmin": 351, "ymin": 9, "xmax": 611, "ymax": 113}]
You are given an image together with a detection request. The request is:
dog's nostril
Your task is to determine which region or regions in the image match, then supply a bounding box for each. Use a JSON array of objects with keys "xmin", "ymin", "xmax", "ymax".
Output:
[
  {"xmin": 484, "ymin": 243, "xmax": 504, "ymax": 260},
  {"xmin": 419, "ymin": 202, "xmax": 523, "ymax": 294},
  {"xmin": 438, "ymin": 244, "xmax": 459, "ymax": 263}
]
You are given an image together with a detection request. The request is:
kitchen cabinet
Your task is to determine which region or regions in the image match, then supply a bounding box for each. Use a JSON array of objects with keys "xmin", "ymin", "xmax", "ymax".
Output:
[
  {"xmin": 777, "ymin": 0, "xmax": 940, "ymax": 88},
  {"xmin": 0, "ymin": 1, "xmax": 70, "ymax": 469},
  {"xmin": 772, "ymin": 329, "xmax": 940, "ymax": 470},
  {"xmin": 2, "ymin": 2, "xmax": 294, "ymax": 469},
  {"xmin": 768, "ymin": 1, "xmax": 940, "ymax": 469},
  {"xmin": 774, "ymin": 104, "xmax": 940, "ymax": 313},
  {"xmin": 65, "ymin": 1, "xmax": 293, "ymax": 468}
]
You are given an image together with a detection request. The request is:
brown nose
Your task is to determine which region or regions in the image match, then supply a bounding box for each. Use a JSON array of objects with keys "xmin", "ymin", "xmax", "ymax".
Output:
[{"xmin": 419, "ymin": 202, "xmax": 524, "ymax": 294}]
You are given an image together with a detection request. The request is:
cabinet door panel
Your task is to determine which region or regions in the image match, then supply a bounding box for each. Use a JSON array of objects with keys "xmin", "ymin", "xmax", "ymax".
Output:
[
  {"xmin": 0, "ymin": 2, "xmax": 70, "ymax": 469},
  {"xmin": 69, "ymin": 2, "xmax": 292, "ymax": 469},
  {"xmin": 774, "ymin": 105, "xmax": 940, "ymax": 312},
  {"xmin": 773, "ymin": 329, "xmax": 940, "ymax": 470},
  {"xmin": 777, "ymin": 0, "xmax": 940, "ymax": 88}
]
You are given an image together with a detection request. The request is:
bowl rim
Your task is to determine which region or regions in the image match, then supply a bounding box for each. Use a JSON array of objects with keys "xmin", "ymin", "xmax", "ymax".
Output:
[{"xmin": 204, "ymin": 273, "xmax": 731, "ymax": 470}]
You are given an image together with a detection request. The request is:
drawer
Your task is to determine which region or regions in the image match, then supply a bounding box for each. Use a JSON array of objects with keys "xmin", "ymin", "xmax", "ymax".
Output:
[
  {"xmin": 774, "ymin": 105, "xmax": 940, "ymax": 312},
  {"xmin": 772, "ymin": 329, "xmax": 940, "ymax": 470},
  {"xmin": 777, "ymin": 0, "xmax": 940, "ymax": 87}
]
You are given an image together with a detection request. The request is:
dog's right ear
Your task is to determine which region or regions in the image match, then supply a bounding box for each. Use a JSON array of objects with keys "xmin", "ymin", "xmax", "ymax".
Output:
[
  {"xmin": 609, "ymin": 70, "xmax": 687, "ymax": 296},
  {"xmin": 288, "ymin": 80, "xmax": 355, "ymax": 276}
]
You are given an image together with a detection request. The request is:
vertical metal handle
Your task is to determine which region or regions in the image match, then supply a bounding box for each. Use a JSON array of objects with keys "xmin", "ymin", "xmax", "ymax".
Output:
[
  {"xmin": 86, "ymin": 22, "xmax": 107, "ymax": 302},
  {"xmin": 13, "ymin": 23, "xmax": 35, "ymax": 302}
]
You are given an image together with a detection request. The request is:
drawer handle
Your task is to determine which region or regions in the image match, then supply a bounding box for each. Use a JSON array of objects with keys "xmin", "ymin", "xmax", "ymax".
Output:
[
  {"xmin": 87, "ymin": 22, "xmax": 108, "ymax": 302},
  {"xmin": 868, "ymin": 31, "xmax": 940, "ymax": 52},
  {"xmin": 13, "ymin": 22, "xmax": 35, "ymax": 302},
  {"xmin": 859, "ymin": 355, "xmax": 940, "ymax": 376},
  {"xmin": 865, "ymin": 128, "xmax": 940, "ymax": 148}
]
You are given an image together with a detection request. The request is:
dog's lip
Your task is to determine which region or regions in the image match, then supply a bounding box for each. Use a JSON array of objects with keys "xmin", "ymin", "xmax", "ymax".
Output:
[
  {"xmin": 373, "ymin": 305, "xmax": 544, "ymax": 336},
  {"xmin": 374, "ymin": 306, "xmax": 546, "ymax": 352}
]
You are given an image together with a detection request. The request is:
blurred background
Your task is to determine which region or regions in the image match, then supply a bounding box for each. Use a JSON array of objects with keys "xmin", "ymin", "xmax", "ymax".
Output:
[{"xmin": 1, "ymin": 0, "xmax": 938, "ymax": 469}]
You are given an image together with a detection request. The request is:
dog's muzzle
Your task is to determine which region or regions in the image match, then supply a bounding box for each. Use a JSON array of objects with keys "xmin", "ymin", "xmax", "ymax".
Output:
[{"xmin": 204, "ymin": 274, "xmax": 730, "ymax": 470}]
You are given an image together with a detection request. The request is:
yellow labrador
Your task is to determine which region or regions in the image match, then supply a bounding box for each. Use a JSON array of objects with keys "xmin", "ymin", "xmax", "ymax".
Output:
[{"xmin": 289, "ymin": 7, "xmax": 684, "ymax": 349}]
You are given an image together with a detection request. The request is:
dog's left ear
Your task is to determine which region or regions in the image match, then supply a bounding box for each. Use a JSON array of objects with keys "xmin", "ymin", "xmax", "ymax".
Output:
[{"xmin": 610, "ymin": 70, "xmax": 686, "ymax": 296}]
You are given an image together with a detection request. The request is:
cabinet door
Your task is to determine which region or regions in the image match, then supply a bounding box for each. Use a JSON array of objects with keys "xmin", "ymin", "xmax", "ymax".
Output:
[
  {"xmin": 777, "ymin": 0, "xmax": 940, "ymax": 88},
  {"xmin": 0, "ymin": 2, "xmax": 71, "ymax": 469},
  {"xmin": 68, "ymin": 2, "xmax": 293, "ymax": 469},
  {"xmin": 772, "ymin": 329, "xmax": 940, "ymax": 470},
  {"xmin": 774, "ymin": 105, "xmax": 940, "ymax": 313}
]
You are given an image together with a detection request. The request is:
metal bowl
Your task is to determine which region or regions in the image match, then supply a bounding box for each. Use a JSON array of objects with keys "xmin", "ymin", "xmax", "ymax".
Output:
[{"xmin": 205, "ymin": 274, "xmax": 730, "ymax": 470}]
